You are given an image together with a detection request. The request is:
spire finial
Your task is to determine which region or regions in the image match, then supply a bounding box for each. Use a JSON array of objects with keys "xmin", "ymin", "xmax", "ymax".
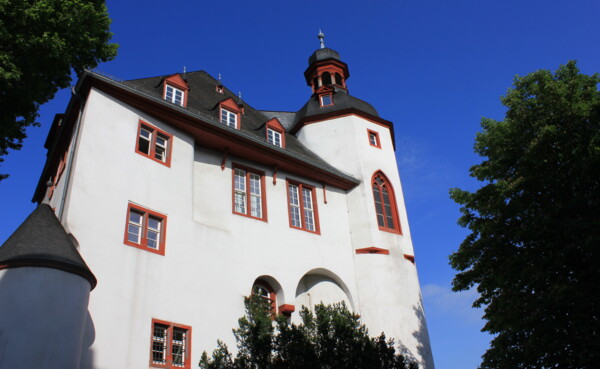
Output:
[
  {"xmin": 317, "ymin": 29, "xmax": 325, "ymax": 49},
  {"xmin": 218, "ymin": 73, "xmax": 222, "ymax": 82},
  {"xmin": 238, "ymin": 91, "xmax": 242, "ymax": 99},
  {"xmin": 183, "ymin": 66, "xmax": 186, "ymax": 74}
]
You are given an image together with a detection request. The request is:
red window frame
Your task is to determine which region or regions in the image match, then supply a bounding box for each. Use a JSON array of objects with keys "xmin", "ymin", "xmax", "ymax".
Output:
[
  {"xmin": 124, "ymin": 203, "xmax": 167, "ymax": 255},
  {"xmin": 367, "ymin": 129, "xmax": 381, "ymax": 149},
  {"xmin": 150, "ymin": 319, "xmax": 192, "ymax": 369},
  {"xmin": 252, "ymin": 280, "xmax": 277, "ymax": 315},
  {"xmin": 371, "ymin": 171, "xmax": 402, "ymax": 234},
  {"xmin": 136, "ymin": 121, "xmax": 173, "ymax": 167},
  {"xmin": 232, "ymin": 164, "xmax": 268, "ymax": 222},
  {"xmin": 286, "ymin": 179, "xmax": 320, "ymax": 234}
]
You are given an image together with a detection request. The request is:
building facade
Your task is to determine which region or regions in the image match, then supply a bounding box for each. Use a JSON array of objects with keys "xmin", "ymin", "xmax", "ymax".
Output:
[{"xmin": 0, "ymin": 42, "xmax": 435, "ymax": 369}]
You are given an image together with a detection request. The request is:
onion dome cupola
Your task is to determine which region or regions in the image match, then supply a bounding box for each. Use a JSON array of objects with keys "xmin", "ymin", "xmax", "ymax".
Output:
[{"xmin": 304, "ymin": 31, "xmax": 350, "ymax": 93}]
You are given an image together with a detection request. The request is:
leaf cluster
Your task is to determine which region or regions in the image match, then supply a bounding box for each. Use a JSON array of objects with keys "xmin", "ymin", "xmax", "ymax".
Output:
[
  {"xmin": 0, "ymin": 0, "xmax": 118, "ymax": 179},
  {"xmin": 199, "ymin": 295, "xmax": 418, "ymax": 369},
  {"xmin": 450, "ymin": 61, "xmax": 600, "ymax": 368}
]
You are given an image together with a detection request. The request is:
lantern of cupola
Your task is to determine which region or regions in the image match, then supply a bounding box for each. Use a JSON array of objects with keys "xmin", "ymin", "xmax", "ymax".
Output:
[{"xmin": 304, "ymin": 31, "xmax": 350, "ymax": 93}]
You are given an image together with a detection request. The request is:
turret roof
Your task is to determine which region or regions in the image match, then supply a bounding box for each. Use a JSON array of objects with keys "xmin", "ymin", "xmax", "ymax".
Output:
[{"xmin": 0, "ymin": 204, "xmax": 97, "ymax": 289}]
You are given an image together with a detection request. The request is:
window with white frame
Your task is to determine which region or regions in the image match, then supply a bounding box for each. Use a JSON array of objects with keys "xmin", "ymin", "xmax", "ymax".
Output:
[
  {"xmin": 165, "ymin": 85, "xmax": 184, "ymax": 106},
  {"xmin": 287, "ymin": 181, "xmax": 319, "ymax": 233},
  {"xmin": 151, "ymin": 319, "xmax": 191, "ymax": 369},
  {"xmin": 125, "ymin": 204, "xmax": 167, "ymax": 255},
  {"xmin": 233, "ymin": 166, "xmax": 265, "ymax": 220},
  {"xmin": 220, "ymin": 108, "xmax": 237, "ymax": 128},
  {"xmin": 267, "ymin": 128, "xmax": 282, "ymax": 147}
]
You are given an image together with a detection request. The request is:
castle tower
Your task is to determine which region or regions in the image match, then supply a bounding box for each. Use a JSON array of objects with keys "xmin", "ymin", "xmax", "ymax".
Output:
[
  {"xmin": 292, "ymin": 34, "xmax": 435, "ymax": 368},
  {"xmin": 0, "ymin": 204, "xmax": 96, "ymax": 369}
]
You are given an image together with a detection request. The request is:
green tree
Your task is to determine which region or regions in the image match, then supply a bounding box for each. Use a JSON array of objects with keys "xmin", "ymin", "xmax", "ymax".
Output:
[
  {"xmin": 0, "ymin": 0, "xmax": 117, "ymax": 179},
  {"xmin": 199, "ymin": 295, "xmax": 418, "ymax": 369},
  {"xmin": 450, "ymin": 61, "xmax": 600, "ymax": 368}
]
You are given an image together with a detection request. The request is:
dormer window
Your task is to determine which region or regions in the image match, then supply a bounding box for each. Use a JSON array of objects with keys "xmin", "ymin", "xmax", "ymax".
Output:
[
  {"xmin": 320, "ymin": 93, "xmax": 333, "ymax": 107},
  {"xmin": 220, "ymin": 108, "xmax": 237, "ymax": 128},
  {"xmin": 264, "ymin": 118, "xmax": 286, "ymax": 148},
  {"xmin": 267, "ymin": 128, "xmax": 282, "ymax": 147},
  {"xmin": 216, "ymin": 84, "xmax": 224, "ymax": 94},
  {"xmin": 165, "ymin": 85, "xmax": 184, "ymax": 106}
]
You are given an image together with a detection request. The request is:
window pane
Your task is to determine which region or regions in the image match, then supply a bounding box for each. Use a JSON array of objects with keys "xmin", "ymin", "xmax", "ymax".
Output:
[
  {"xmin": 138, "ymin": 129, "xmax": 152, "ymax": 155},
  {"xmin": 235, "ymin": 192, "xmax": 246, "ymax": 214},
  {"xmin": 251, "ymin": 194, "xmax": 261, "ymax": 218},
  {"xmin": 288, "ymin": 185, "xmax": 299, "ymax": 206},
  {"xmin": 165, "ymin": 86, "xmax": 174, "ymax": 101},
  {"xmin": 249, "ymin": 173, "xmax": 260, "ymax": 195},
  {"xmin": 147, "ymin": 217, "xmax": 161, "ymax": 249},
  {"xmin": 382, "ymin": 187, "xmax": 394, "ymax": 228},
  {"xmin": 174, "ymin": 90, "xmax": 183, "ymax": 106},
  {"xmin": 152, "ymin": 324, "xmax": 167, "ymax": 364},
  {"xmin": 154, "ymin": 146, "xmax": 165, "ymax": 162},
  {"xmin": 128, "ymin": 211, "xmax": 143, "ymax": 243},
  {"xmin": 288, "ymin": 184, "xmax": 302, "ymax": 227},
  {"xmin": 172, "ymin": 328, "xmax": 186, "ymax": 367},
  {"xmin": 234, "ymin": 169, "xmax": 246, "ymax": 191},
  {"xmin": 373, "ymin": 185, "xmax": 385, "ymax": 227},
  {"xmin": 370, "ymin": 133, "xmax": 378, "ymax": 146},
  {"xmin": 321, "ymin": 94, "xmax": 332, "ymax": 106},
  {"xmin": 302, "ymin": 188, "xmax": 315, "ymax": 231}
]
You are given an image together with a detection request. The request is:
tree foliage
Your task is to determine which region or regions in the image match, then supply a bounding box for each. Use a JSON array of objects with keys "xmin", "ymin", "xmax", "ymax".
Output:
[
  {"xmin": 199, "ymin": 295, "xmax": 418, "ymax": 369},
  {"xmin": 450, "ymin": 61, "xmax": 600, "ymax": 368},
  {"xmin": 0, "ymin": 0, "xmax": 117, "ymax": 179}
]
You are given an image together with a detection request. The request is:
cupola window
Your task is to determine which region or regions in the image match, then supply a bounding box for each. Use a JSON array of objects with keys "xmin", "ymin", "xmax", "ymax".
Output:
[
  {"xmin": 322, "ymin": 72, "xmax": 332, "ymax": 85},
  {"xmin": 320, "ymin": 93, "xmax": 333, "ymax": 107},
  {"xmin": 335, "ymin": 72, "xmax": 344, "ymax": 87}
]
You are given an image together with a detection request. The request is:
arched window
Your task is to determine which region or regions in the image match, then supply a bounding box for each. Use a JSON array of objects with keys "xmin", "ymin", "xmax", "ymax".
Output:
[
  {"xmin": 252, "ymin": 280, "xmax": 276, "ymax": 314},
  {"xmin": 335, "ymin": 73, "xmax": 343, "ymax": 87},
  {"xmin": 322, "ymin": 72, "xmax": 332, "ymax": 85},
  {"xmin": 372, "ymin": 172, "xmax": 402, "ymax": 234}
]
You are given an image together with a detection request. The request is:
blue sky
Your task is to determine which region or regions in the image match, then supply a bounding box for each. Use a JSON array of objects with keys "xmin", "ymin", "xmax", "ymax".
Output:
[{"xmin": 2, "ymin": 1, "xmax": 599, "ymax": 368}]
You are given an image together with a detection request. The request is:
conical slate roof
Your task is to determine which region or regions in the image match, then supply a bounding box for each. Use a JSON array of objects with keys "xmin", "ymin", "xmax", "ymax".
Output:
[{"xmin": 0, "ymin": 204, "xmax": 96, "ymax": 289}]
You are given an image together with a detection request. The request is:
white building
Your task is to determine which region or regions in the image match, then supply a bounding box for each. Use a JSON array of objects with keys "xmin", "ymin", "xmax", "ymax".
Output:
[{"xmin": 0, "ymin": 40, "xmax": 435, "ymax": 369}]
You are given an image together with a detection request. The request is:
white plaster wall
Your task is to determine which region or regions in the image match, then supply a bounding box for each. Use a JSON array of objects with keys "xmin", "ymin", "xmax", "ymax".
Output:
[
  {"xmin": 0, "ymin": 268, "xmax": 90, "ymax": 369},
  {"xmin": 296, "ymin": 115, "xmax": 435, "ymax": 369},
  {"xmin": 60, "ymin": 89, "xmax": 368, "ymax": 369}
]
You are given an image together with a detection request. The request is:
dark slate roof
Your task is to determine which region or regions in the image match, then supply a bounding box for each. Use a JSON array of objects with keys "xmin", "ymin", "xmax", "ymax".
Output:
[
  {"xmin": 308, "ymin": 48, "xmax": 341, "ymax": 64},
  {"xmin": 260, "ymin": 111, "xmax": 298, "ymax": 131},
  {"xmin": 293, "ymin": 87, "xmax": 380, "ymax": 126},
  {"xmin": 0, "ymin": 204, "xmax": 97, "ymax": 289},
  {"xmin": 124, "ymin": 71, "xmax": 356, "ymax": 180}
]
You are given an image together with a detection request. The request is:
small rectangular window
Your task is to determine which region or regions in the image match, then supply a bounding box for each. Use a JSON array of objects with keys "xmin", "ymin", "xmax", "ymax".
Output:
[
  {"xmin": 267, "ymin": 128, "xmax": 282, "ymax": 147},
  {"xmin": 124, "ymin": 204, "xmax": 167, "ymax": 255},
  {"xmin": 320, "ymin": 94, "xmax": 333, "ymax": 107},
  {"xmin": 233, "ymin": 165, "xmax": 266, "ymax": 221},
  {"xmin": 287, "ymin": 180, "xmax": 320, "ymax": 234},
  {"xmin": 165, "ymin": 85, "xmax": 184, "ymax": 106},
  {"xmin": 367, "ymin": 129, "xmax": 381, "ymax": 148},
  {"xmin": 150, "ymin": 319, "xmax": 191, "ymax": 369},
  {"xmin": 136, "ymin": 121, "xmax": 172, "ymax": 167}
]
